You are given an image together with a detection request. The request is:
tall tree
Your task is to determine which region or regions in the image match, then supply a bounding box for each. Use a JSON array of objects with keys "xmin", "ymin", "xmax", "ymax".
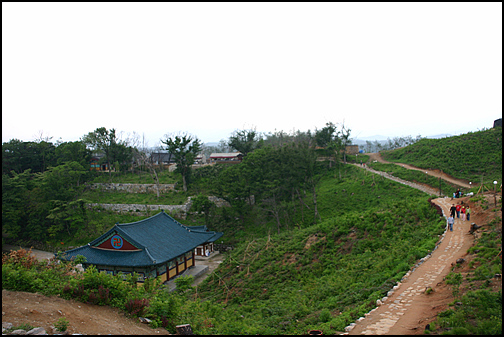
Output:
[
  {"xmin": 81, "ymin": 127, "xmax": 133, "ymax": 179},
  {"xmin": 161, "ymin": 133, "xmax": 202, "ymax": 192},
  {"xmin": 55, "ymin": 141, "xmax": 92, "ymax": 168},
  {"xmin": 228, "ymin": 128, "xmax": 264, "ymax": 156},
  {"xmin": 2, "ymin": 139, "xmax": 56, "ymax": 174},
  {"xmin": 340, "ymin": 123, "xmax": 352, "ymax": 163}
]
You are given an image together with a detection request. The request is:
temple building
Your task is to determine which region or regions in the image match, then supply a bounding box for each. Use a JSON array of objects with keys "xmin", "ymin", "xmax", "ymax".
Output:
[{"xmin": 59, "ymin": 210, "xmax": 223, "ymax": 283}]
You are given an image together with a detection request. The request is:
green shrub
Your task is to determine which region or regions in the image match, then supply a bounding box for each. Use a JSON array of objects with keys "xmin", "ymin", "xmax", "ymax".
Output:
[{"xmin": 54, "ymin": 317, "xmax": 69, "ymax": 332}]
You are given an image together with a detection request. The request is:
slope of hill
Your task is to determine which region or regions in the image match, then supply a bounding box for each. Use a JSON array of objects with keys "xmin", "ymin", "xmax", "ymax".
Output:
[
  {"xmin": 380, "ymin": 127, "xmax": 502, "ymax": 184},
  {"xmin": 190, "ymin": 166, "xmax": 448, "ymax": 334},
  {"xmin": 3, "ymin": 129, "xmax": 501, "ymax": 335}
]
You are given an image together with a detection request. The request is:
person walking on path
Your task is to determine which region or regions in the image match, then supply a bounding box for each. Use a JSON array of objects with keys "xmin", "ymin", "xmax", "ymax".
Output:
[
  {"xmin": 455, "ymin": 204, "xmax": 462, "ymax": 218},
  {"xmin": 450, "ymin": 204, "xmax": 456, "ymax": 217},
  {"xmin": 466, "ymin": 206, "xmax": 471, "ymax": 221},
  {"xmin": 461, "ymin": 206, "xmax": 467, "ymax": 221},
  {"xmin": 447, "ymin": 214, "xmax": 455, "ymax": 231}
]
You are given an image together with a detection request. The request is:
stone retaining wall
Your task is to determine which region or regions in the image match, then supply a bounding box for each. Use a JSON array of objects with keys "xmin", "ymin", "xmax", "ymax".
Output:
[
  {"xmin": 89, "ymin": 183, "xmax": 177, "ymax": 194},
  {"xmin": 88, "ymin": 203, "xmax": 190, "ymax": 216},
  {"xmin": 87, "ymin": 196, "xmax": 231, "ymax": 218}
]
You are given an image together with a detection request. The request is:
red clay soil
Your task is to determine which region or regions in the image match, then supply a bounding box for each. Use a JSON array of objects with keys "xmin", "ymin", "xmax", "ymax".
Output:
[{"xmin": 2, "ymin": 289, "xmax": 171, "ymax": 335}]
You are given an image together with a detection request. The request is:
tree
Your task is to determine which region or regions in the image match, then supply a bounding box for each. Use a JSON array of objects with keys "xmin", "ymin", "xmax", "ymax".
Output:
[
  {"xmin": 2, "ymin": 170, "xmax": 34, "ymax": 239},
  {"xmin": 81, "ymin": 127, "xmax": 133, "ymax": 179},
  {"xmin": 2, "ymin": 139, "xmax": 56, "ymax": 174},
  {"xmin": 315, "ymin": 122, "xmax": 338, "ymax": 148},
  {"xmin": 314, "ymin": 121, "xmax": 352, "ymax": 174},
  {"xmin": 190, "ymin": 194, "xmax": 215, "ymax": 226},
  {"xmin": 161, "ymin": 133, "xmax": 202, "ymax": 192},
  {"xmin": 228, "ymin": 128, "xmax": 264, "ymax": 156},
  {"xmin": 38, "ymin": 161, "xmax": 88, "ymax": 202},
  {"xmin": 55, "ymin": 141, "xmax": 92, "ymax": 168},
  {"xmin": 340, "ymin": 123, "xmax": 352, "ymax": 163},
  {"xmin": 46, "ymin": 198, "xmax": 89, "ymax": 238},
  {"xmin": 133, "ymin": 147, "xmax": 162, "ymax": 198}
]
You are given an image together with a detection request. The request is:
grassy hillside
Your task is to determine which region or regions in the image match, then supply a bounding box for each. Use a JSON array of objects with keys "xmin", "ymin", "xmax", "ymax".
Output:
[
  {"xmin": 3, "ymin": 129, "xmax": 501, "ymax": 335},
  {"xmin": 178, "ymin": 166, "xmax": 446, "ymax": 334},
  {"xmin": 380, "ymin": 127, "xmax": 502, "ymax": 184}
]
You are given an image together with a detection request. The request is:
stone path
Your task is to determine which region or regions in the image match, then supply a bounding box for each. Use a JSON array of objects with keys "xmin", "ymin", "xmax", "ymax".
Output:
[{"xmin": 346, "ymin": 166, "xmax": 473, "ymax": 335}]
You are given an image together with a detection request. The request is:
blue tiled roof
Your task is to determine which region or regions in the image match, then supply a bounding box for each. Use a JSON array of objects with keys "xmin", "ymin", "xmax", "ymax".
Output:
[
  {"xmin": 187, "ymin": 225, "xmax": 224, "ymax": 243},
  {"xmin": 60, "ymin": 211, "xmax": 223, "ymax": 267}
]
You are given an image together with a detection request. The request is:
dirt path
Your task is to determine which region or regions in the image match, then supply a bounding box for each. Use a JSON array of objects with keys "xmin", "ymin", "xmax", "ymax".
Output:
[
  {"xmin": 352, "ymin": 163, "xmax": 440, "ymax": 196},
  {"xmin": 348, "ymin": 196, "xmax": 475, "ymax": 335},
  {"xmin": 366, "ymin": 152, "xmax": 472, "ymax": 189},
  {"xmin": 2, "ymin": 244, "xmax": 55, "ymax": 261},
  {"xmin": 347, "ymin": 161, "xmax": 501, "ymax": 335}
]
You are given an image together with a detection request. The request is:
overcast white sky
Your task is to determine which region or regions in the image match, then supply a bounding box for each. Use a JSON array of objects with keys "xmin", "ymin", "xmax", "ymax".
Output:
[{"xmin": 2, "ymin": 2, "xmax": 502, "ymax": 147}]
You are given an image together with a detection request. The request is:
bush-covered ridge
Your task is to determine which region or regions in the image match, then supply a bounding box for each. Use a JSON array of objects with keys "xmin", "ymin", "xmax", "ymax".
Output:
[{"xmin": 380, "ymin": 127, "xmax": 502, "ymax": 184}]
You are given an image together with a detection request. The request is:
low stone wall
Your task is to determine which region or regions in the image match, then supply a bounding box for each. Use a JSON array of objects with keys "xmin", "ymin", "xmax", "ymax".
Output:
[
  {"xmin": 207, "ymin": 196, "xmax": 231, "ymax": 207},
  {"xmin": 87, "ymin": 196, "xmax": 231, "ymax": 218},
  {"xmin": 89, "ymin": 183, "xmax": 177, "ymax": 194},
  {"xmin": 88, "ymin": 203, "xmax": 190, "ymax": 217}
]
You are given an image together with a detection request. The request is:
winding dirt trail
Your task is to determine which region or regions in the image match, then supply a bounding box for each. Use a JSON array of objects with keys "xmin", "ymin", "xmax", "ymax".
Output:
[
  {"xmin": 366, "ymin": 152, "xmax": 471, "ymax": 189},
  {"xmin": 346, "ymin": 156, "xmax": 501, "ymax": 335},
  {"xmin": 348, "ymin": 196, "xmax": 474, "ymax": 335}
]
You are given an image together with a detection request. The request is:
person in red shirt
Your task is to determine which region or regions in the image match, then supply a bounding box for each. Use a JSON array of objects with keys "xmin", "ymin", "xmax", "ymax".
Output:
[
  {"xmin": 455, "ymin": 204, "xmax": 462, "ymax": 218},
  {"xmin": 461, "ymin": 206, "xmax": 467, "ymax": 221}
]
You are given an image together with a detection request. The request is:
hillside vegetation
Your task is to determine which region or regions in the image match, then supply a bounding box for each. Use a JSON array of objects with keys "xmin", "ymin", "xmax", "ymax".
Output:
[
  {"xmin": 380, "ymin": 127, "xmax": 502, "ymax": 184},
  {"xmin": 3, "ymin": 128, "xmax": 502, "ymax": 334},
  {"xmin": 188, "ymin": 166, "xmax": 445, "ymax": 334}
]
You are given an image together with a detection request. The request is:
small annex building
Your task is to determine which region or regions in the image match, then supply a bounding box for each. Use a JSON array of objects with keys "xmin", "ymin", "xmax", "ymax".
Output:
[
  {"xmin": 59, "ymin": 210, "xmax": 223, "ymax": 284},
  {"xmin": 189, "ymin": 225, "xmax": 221, "ymax": 256},
  {"xmin": 209, "ymin": 152, "xmax": 243, "ymax": 163}
]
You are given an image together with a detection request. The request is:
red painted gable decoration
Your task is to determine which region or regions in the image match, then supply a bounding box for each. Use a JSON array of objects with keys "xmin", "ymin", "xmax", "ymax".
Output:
[{"xmin": 97, "ymin": 234, "xmax": 139, "ymax": 251}]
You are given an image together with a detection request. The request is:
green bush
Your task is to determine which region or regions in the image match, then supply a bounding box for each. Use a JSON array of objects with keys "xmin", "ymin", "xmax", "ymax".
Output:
[{"xmin": 54, "ymin": 317, "xmax": 69, "ymax": 332}]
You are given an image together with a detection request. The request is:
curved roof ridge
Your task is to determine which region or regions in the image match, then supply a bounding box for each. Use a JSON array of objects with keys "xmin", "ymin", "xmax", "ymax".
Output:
[
  {"xmin": 160, "ymin": 211, "xmax": 190, "ymax": 230},
  {"xmin": 144, "ymin": 247, "xmax": 156, "ymax": 264},
  {"xmin": 118, "ymin": 211, "xmax": 165, "ymax": 227}
]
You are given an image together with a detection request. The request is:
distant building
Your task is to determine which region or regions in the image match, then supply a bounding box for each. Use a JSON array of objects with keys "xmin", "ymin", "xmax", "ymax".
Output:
[
  {"xmin": 210, "ymin": 152, "xmax": 243, "ymax": 163},
  {"xmin": 150, "ymin": 153, "xmax": 175, "ymax": 167},
  {"xmin": 90, "ymin": 152, "xmax": 111, "ymax": 171},
  {"xmin": 188, "ymin": 225, "xmax": 221, "ymax": 256},
  {"xmin": 494, "ymin": 118, "xmax": 502, "ymax": 128},
  {"xmin": 194, "ymin": 154, "xmax": 206, "ymax": 164},
  {"xmin": 345, "ymin": 145, "xmax": 359, "ymax": 155}
]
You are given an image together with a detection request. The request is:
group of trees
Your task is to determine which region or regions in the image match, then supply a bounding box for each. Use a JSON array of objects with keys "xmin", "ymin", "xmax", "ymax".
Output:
[
  {"xmin": 189, "ymin": 123, "xmax": 353, "ymax": 233},
  {"xmin": 2, "ymin": 122, "xmax": 353, "ymax": 245},
  {"xmin": 2, "ymin": 128, "xmax": 136, "ymax": 245},
  {"xmin": 361, "ymin": 135, "xmax": 423, "ymax": 153}
]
